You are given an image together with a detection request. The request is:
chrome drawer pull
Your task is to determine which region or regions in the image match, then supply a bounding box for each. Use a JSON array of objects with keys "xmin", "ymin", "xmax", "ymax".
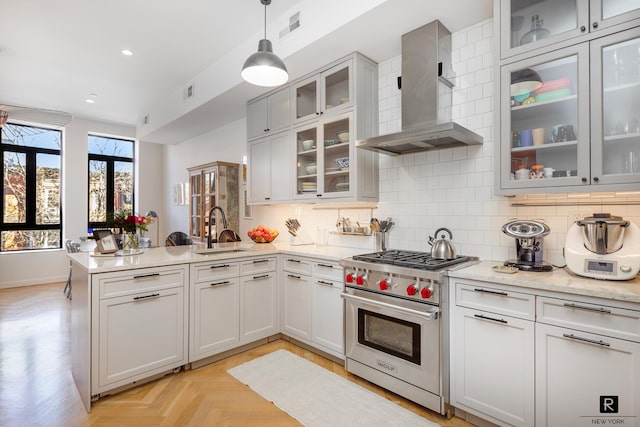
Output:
[
  {"xmin": 210, "ymin": 281, "xmax": 231, "ymax": 287},
  {"xmin": 473, "ymin": 288, "xmax": 508, "ymax": 296},
  {"xmin": 563, "ymin": 303, "xmax": 611, "ymax": 314},
  {"xmin": 317, "ymin": 263, "xmax": 333, "ymax": 268},
  {"xmin": 317, "ymin": 280, "xmax": 334, "ymax": 286},
  {"xmin": 133, "ymin": 273, "xmax": 160, "ymax": 279},
  {"xmin": 253, "ymin": 274, "xmax": 270, "ymax": 280},
  {"xmin": 287, "ymin": 274, "xmax": 301, "ymax": 279},
  {"xmin": 252, "ymin": 259, "xmax": 270, "ymax": 264},
  {"xmin": 474, "ymin": 314, "xmax": 507, "ymax": 324},
  {"xmin": 563, "ymin": 333, "xmax": 610, "ymax": 347},
  {"xmin": 133, "ymin": 293, "xmax": 160, "ymax": 300},
  {"xmin": 209, "ymin": 264, "xmax": 230, "ymax": 269},
  {"xmin": 287, "ymin": 259, "xmax": 301, "ymax": 263}
]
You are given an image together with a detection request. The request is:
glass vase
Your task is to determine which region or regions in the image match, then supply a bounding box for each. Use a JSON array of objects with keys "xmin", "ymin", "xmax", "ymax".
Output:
[{"xmin": 122, "ymin": 231, "xmax": 139, "ymax": 252}]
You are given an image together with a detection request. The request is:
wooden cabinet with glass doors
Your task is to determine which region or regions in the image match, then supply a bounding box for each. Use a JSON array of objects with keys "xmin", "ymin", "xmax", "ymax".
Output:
[{"xmin": 188, "ymin": 162, "xmax": 239, "ymax": 244}]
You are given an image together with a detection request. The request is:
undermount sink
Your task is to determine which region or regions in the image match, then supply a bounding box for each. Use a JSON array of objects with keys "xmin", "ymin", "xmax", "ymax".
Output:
[{"xmin": 191, "ymin": 247, "xmax": 249, "ymax": 255}]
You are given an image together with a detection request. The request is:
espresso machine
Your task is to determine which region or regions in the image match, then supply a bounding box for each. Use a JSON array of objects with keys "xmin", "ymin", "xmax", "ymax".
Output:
[{"xmin": 502, "ymin": 219, "xmax": 553, "ymax": 271}]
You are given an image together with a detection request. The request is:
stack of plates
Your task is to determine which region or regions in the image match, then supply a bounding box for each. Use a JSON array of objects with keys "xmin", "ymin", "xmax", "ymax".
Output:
[
  {"xmin": 336, "ymin": 182, "xmax": 349, "ymax": 192},
  {"xmin": 301, "ymin": 182, "xmax": 317, "ymax": 193}
]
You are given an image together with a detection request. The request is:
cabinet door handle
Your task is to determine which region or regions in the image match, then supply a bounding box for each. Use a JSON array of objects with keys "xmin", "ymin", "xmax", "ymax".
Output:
[
  {"xmin": 287, "ymin": 274, "xmax": 301, "ymax": 279},
  {"xmin": 133, "ymin": 293, "xmax": 160, "ymax": 301},
  {"xmin": 317, "ymin": 263, "xmax": 333, "ymax": 269},
  {"xmin": 563, "ymin": 333, "xmax": 610, "ymax": 347},
  {"xmin": 317, "ymin": 280, "xmax": 334, "ymax": 287},
  {"xmin": 210, "ymin": 280, "xmax": 231, "ymax": 287},
  {"xmin": 252, "ymin": 259, "xmax": 270, "ymax": 264},
  {"xmin": 592, "ymin": 21, "xmax": 599, "ymax": 29},
  {"xmin": 264, "ymin": 197, "xmax": 270, "ymax": 200},
  {"xmin": 210, "ymin": 264, "xmax": 230, "ymax": 269},
  {"xmin": 474, "ymin": 314, "xmax": 507, "ymax": 324},
  {"xmin": 473, "ymin": 288, "xmax": 508, "ymax": 296},
  {"xmin": 253, "ymin": 274, "xmax": 270, "ymax": 280},
  {"xmin": 287, "ymin": 258, "xmax": 301, "ymax": 263},
  {"xmin": 316, "ymin": 194, "xmax": 323, "ymax": 197},
  {"xmin": 580, "ymin": 25, "xmax": 586, "ymax": 32},
  {"xmin": 133, "ymin": 273, "xmax": 160, "ymax": 279},
  {"xmin": 563, "ymin": 303, "xmax": 611, "ymax": 314}
]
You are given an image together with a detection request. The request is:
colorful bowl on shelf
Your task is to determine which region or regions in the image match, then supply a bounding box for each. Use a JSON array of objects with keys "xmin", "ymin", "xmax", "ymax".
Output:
[{"xmin": 335, "ymin": 157, "xmax": 350, "ymax": 169}]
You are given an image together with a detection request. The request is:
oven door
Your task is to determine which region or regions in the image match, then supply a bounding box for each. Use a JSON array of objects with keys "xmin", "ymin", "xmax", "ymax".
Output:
[{"xmin": 342, "ymin": 288, "xmax": 441, "ymax": 394}]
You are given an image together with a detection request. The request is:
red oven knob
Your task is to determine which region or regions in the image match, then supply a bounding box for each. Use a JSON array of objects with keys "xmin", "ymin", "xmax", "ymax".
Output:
[
  {"xmin": 356, "ymin": 275, "xmax": 366, "ymax": 285},
  {"xmin": 421, "ymin": 287, "xmax": 432, "ymax": 299},
  {"xmin": 345, "ymin": 273, "xmax": 354, "ymax": 283},
  {"xmin": 379, "ymin": 279, "xmax": 389, "ymax": 291},
  {"xmin": 406, "ymin": 284, "xmax": 418, "ymax": 296}
]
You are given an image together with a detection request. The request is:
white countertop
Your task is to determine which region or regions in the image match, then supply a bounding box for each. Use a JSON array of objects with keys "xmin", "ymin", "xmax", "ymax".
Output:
[
  {"xmin": 448, "ymin": 261, "xmax": 640, "ymax": 304},
  {"xmin": 68, "ymin": 241, "xmax": 367, "ymax": 274}
]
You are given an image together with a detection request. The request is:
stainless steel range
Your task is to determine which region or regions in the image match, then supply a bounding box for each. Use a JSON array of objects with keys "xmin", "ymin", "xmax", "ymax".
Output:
[{"xmin": 340, "ymin": 250, "xmax": 477, "ymax": 417}]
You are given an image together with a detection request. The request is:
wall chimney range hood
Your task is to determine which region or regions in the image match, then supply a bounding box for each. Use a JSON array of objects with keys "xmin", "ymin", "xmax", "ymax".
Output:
[{"xmin": 357, "ymin": 20, "xmax": 482, "ymax": 156}]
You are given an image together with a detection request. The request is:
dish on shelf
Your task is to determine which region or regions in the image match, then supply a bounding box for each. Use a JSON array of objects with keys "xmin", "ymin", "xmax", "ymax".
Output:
[
  {"xmin": 325, "ymin": 167, "xmax": 341, "ymax": 172},
  {"xmin": 336, "ymin": 183, "xmax": 349, "ymax": 191},
  {"xmin": 337, "ymin": 130, "xmax": 349, "ymax": 142},
  {"xmin": 305, "ymin": 164, "xmax": 317, "ymax": 174},
  {"xmin": 335, "ymin": 157, "xmax": 350, "ymax": 169},
  {"xmin": 534, "ymin": 88, "xmax": 572, "ymax": 103},
  {"xmin": 324, "ymin": 139, "xmax": 339, "ymax": 147},
  {"xmin": 302, "ymin": 139, "xmax": 315, "ymax": 150},
  {"xmin": 534, "ymin": 78, "xmax": 571, "ymax": 95}
]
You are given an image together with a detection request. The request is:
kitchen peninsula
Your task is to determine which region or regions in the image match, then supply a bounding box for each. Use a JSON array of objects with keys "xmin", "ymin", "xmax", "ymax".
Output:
[{"xmin": 68, "ymin": 242, "xmax": 362, "ymax": 412}]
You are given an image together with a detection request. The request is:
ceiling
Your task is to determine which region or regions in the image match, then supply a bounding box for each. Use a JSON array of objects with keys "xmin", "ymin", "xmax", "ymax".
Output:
[{"xmin": 0, "ymin": 0, "xmax": 492, "ymax": 141}]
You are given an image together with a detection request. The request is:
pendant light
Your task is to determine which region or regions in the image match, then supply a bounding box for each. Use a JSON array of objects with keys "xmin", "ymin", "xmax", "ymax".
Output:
[{"xmin": 241, "ymin": 0, "xmax": 289, "ymax": 87}]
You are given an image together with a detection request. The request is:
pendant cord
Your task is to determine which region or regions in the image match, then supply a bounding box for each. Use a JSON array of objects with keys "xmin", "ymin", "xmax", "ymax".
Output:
[{"xmin": 264, "ymin": 2, "xmax": 267, "ymax": 39}]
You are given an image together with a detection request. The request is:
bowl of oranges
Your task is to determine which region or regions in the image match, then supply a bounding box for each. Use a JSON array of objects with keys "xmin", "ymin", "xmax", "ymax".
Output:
[{"xmin": 247, "ymin": 225, "xmax": 279, "ymax": 243}]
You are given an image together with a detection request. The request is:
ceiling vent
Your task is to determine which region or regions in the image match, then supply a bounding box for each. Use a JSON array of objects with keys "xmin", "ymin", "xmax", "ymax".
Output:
[
  {"xmin": 279, "ymin": 11, "xmax": 300, "ymax": 39},
  {"xmin": 183, "ymin": 83, "xmax": 195, "ymax": 101}
]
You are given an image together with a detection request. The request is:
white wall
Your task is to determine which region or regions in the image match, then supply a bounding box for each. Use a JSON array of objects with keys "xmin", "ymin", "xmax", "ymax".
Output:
[{"xmin": 0, "ymin": 117, "xmax": 165, "ymax": 288}]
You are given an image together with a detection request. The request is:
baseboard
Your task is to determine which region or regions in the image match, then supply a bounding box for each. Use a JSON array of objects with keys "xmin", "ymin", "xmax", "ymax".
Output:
[{"xmin": 0, "ymin": 278, "xmax": 66, "ymax": 289}]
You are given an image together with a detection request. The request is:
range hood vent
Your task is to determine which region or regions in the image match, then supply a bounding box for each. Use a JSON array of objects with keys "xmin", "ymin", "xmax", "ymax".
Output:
[{"xmin": 357, "ymin": 20, "xmax": 482, "ymax": 156}]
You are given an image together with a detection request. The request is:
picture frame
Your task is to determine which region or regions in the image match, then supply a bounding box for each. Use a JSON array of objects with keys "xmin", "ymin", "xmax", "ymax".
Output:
[{"xmin": 93, "ymin": 230, "xmax": 119, "ymax": 254}]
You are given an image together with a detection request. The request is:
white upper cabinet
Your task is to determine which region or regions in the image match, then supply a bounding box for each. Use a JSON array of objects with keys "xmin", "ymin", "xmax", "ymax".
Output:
[
  {"xmin": 247, "ymin": 87, "xmax": 290, "ymax": 141},
  {"xmin": 498, "ymin": 0, "xmax": 640, "ymax": 60}
]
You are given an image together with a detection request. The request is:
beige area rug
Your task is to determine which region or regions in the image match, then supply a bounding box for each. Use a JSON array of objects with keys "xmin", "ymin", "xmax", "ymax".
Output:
[{"xmin": 227, "ymin": 349, "xmax": 440, "ymax": 427}]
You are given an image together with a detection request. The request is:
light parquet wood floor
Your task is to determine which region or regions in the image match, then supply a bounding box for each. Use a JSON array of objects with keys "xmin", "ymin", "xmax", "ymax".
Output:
[{"xmin": 0, "ymin": 283, "xmax": 475, "ymax": 427}]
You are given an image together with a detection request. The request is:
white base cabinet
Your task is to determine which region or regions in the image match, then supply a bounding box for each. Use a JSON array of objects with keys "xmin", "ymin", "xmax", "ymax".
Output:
[
  {"xmin": 91, "ymin": 265, "xmax": 188, "ymax": 396},
  {"xmin": 189, "ymin": 256, "xmax": 277, "ymax": 363},
  {"xmin": 282, "ymin": 256, "xmax": 344, "ymax": 358},
  {"xmin": 535, "ymin": 322, "xmax": 640, "ymax": 427},
  {"xmin": 451, "ymin": 281, "xmax": 535, "ymax": 427}
]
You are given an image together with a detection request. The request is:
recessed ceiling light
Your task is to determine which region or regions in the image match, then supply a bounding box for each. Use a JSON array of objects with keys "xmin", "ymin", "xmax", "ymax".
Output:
[
  {"xmin": 121, "ymin": 49, "xmax": 133, "ymax": 56},
  {"xmin": 86, "ymin": 93, "xmax": 98, "ymax": 104},
  {"xmin": 86, "ymin": 99, "xmax": 95, "ymax": 104}
]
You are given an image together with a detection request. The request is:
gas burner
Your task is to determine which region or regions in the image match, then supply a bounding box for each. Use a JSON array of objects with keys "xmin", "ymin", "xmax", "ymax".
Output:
[{"xmin": 353, "ymin": 250, "xmax": 474, "ymax": 271}]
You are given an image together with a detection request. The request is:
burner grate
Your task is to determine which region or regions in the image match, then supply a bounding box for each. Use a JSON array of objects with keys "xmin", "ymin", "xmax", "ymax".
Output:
[{"xmin": 352, "ymin": 250, "xmax": 473, "ymax": 271}]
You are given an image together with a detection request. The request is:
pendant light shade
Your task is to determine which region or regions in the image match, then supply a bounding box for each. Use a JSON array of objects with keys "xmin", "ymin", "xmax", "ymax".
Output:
[{"xmin": 241, "ymin": 0, "xmax": 288, "ymax": 87}]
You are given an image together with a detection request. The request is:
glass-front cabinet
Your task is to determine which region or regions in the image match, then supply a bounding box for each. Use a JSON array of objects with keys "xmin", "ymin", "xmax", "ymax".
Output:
[
  {"xmin": 499, "ymin": 0, "xmax": 640, "ymax": 59},
  {"xmin": 294, "ymin": 113, "xmax": 353, "ymax": 199},
  {"xmin": 590, "ymin": 27, "xmax": 640, "ymax": 185},
  {"xmin": 292, "ymin": 60, "xmax": 353, "ymax": 125},
  {"xmin": 500, "ymin": 44, "xmax": 590, "ymax": 190}
]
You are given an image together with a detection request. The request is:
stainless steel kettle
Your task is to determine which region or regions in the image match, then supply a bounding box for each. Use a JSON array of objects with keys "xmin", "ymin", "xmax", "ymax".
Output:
[{"xmin": 428, "ymin": 227, "xmax": 456, "ymax": 260}]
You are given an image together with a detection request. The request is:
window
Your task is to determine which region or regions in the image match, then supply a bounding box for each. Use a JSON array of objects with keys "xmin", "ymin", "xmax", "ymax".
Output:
[
  {"xmin": 1, "ymin": 123, "xmax": 62, "ymax": 251},
  {"xmin": 88, "ymin": 135, "xmax": 135, "ymax": 231}
]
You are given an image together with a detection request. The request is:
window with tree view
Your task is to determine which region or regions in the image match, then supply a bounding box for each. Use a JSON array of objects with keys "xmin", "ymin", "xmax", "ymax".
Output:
[
  {"xmin": 1, "ymin": 123, "xmax": 62, "ymax": 251},
  {"xmin": 88, "ymin": 135, "xmax": 134, "ymax": 231}
]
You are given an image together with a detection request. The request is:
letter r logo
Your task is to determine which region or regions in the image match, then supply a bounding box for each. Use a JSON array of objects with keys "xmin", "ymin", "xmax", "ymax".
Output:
[{"xmin": 600, "ymin": 396, "xmax": 618, "ymax": 413}]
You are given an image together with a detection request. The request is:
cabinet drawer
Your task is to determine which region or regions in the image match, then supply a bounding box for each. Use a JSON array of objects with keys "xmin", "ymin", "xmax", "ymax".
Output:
[
  {"xmin": 97, "ymin": 266, "xmax": 186, "ymax": 300},
  {"xmin": 192, "ymin": 262, "xmax": 240, "ymax": 283},
  {"xmin": 312, "ymin": 261, "xmax": 343, "ymax": 282},
  {"xmin": 455, "ymin": 281, "xmax": 535, "ymax": 321},
  {"xmin": 239, "ymin": 257, "xmax": 276, "ymax": 276},
  {"xmin": 537, "ymin": 296, "xmax": 640, "ymax": 343},
  {"xmin": 282, "ymin": 256, "xmax": 312, "ymax": 276}
]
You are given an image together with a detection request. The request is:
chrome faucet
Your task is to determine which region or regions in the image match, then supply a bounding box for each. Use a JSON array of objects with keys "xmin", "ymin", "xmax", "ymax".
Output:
[{"xmin": 207, "ymin": 206, "xmax": 228, "ymax": 248}]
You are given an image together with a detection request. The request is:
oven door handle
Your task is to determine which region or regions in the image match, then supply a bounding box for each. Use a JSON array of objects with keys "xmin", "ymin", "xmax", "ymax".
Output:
[{"xmin": 341, "ymin": 293, "xmax": 439, "ymax": 320}]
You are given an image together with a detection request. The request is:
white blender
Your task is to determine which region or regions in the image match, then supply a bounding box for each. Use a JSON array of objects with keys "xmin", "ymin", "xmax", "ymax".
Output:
[{"xmin": 565, "ymin": 213, "xmax": 640, "ymax": 280}]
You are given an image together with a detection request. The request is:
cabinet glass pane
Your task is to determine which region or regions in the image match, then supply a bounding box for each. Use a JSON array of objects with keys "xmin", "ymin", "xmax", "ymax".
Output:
[
  {"xmin": 510, "ymin": 0, "xmax": 577, "ymax": 50},
  {"xmin": 509, "ymin": 56, "xmax": 578, "ymax": 181},
  {"xmin": 324, "ymin": 66, "xmax": 350, "ymax": 110},
  {"xmin": 296, "ymin": 81, "xmax": 317, "ymax": 119},
  {"xmin": 323, "ymin": 118, "xmax": 350, "ymax": 193},
  {"xmin": 602, "ymin": 0, "xmax": 640, "ymax": 20},
  {"xmin": 601, "ymin": 36, "xmax": 640, "ymax": 176},
  {"xmin": 296, "ymin": 127, "xmax": 318, "ymax": 195}
]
